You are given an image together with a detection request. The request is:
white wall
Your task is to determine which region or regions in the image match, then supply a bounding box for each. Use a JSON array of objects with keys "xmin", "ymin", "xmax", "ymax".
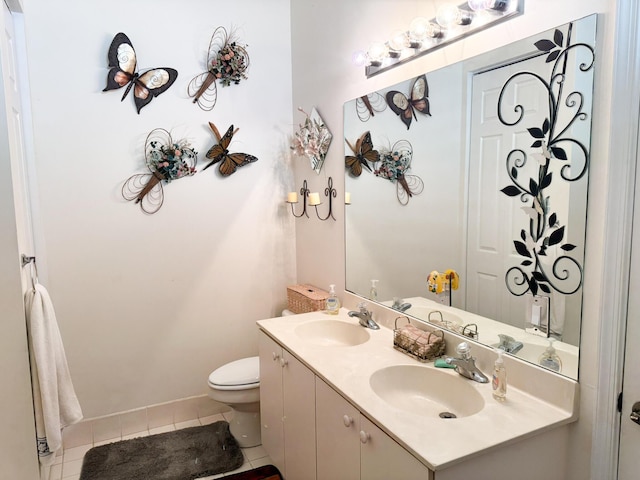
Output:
[
  {"xmin": 290, "ymin": 1, "xmax": 616, "ymax": 479},
  {"xmin": 20, "ymin": 0, "xmax": 295, "ymax": 418}
]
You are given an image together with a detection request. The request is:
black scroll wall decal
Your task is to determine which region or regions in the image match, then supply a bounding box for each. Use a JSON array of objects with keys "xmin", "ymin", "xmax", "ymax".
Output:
[{"xmin": 498, "ymin": 22, "xmax": 595, "ymax": 298}]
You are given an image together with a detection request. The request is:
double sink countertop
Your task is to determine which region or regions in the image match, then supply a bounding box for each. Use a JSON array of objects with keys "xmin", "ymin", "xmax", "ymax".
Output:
[{"xmin": 257, "ymin": 308, "xmax": 578, "ymax": 471}]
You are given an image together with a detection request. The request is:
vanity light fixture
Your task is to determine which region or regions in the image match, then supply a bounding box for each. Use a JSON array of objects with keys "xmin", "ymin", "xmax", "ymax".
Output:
[
  {"xmin": 361, "ymin": 0, "xmax": 524, "ymax": 77},
  {"xmin": 287, "ymin": 177, "xmax": 338, "ymax": 221}
]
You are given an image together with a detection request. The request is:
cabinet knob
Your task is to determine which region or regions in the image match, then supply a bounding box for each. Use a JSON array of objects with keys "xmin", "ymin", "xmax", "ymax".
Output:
[
  {"xmin": 359, "ymin": 430, "xmax": 370, "ymax": 444},
  {"xmin": 280, "ymin": 357, "xmax": 288, "ymax": 367},
  {"xmin": 272, "ymin": 352, "xmax": 280, "ymax": 361},
  {"xmin": 342, "ymin": 415, "xmax": 354, "ymax": 427}
]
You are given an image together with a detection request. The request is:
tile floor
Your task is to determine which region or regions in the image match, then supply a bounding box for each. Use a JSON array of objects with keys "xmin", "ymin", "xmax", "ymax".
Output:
[{"xmin": 49, "ymin": 412, "xmax": 273, "ymax": 480}]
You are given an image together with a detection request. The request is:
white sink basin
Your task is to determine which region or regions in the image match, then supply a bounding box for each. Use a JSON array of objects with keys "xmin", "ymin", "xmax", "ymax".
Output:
[
  {"xmin": 404, "ymin": 306, "xmax": 463, "ymax": 328},
  {"xmin": 369, "ymin": 365, "xmax": 485, "ymax": 418},
  {"xmin": 295, "ymin": 320, "xmax": 370, "ymax": 347}
]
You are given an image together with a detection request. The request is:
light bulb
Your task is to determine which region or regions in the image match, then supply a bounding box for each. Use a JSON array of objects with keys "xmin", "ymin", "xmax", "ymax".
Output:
[
  {"xmin": 436, "ymin": 3, "xmax": 461, "ymax": 28},
  {"xmin": 367, "ymin": 42, "xmax": 389, "ymax": 66},
  {"xmin": 408, "ymin": 17, "xmax": 430, "ymax": 47},
  {"xmin": 351, "ymin": 50, "xmax": 367, "ymax": 67},
  {"xmin": 388, "ymin": 30, "xmax": 408, "ymax": 53}
]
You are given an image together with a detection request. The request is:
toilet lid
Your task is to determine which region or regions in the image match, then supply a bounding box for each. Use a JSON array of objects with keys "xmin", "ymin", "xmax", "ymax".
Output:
[{"xmin": 209, "ymin": 356, "xmax": 260, "ymax": 387}]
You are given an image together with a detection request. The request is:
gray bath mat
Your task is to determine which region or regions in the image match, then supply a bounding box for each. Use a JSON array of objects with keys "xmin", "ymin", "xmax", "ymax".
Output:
[{"xmin": 79, "ymin": 421, "xmax": 244, "ymax": 480}]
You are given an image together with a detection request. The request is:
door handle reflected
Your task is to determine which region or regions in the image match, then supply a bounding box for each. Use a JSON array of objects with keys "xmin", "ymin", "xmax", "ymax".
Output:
[{"xmin": 630, "ymin": 401, "xmax": 640, "ymax": 425}]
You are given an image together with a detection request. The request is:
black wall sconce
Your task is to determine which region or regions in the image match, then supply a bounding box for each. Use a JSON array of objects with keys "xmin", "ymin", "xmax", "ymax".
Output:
[{"xmin": 287, "ymin": 177, "xmax": 338, "ymax": 221}]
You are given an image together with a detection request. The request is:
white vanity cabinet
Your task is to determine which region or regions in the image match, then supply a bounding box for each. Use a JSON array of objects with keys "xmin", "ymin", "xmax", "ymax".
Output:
[
  {"xmin": 258, "ymin": 332, "xmax": 316, "ymax": 480},
  {"xmin": 316, "ymin": 377, "xmax": 433, "ymax": 480}
]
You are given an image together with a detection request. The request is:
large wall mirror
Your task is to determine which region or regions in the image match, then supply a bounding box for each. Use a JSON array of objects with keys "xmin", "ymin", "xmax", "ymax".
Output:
[{"xmin": 344, "ymin": 15, "xmax": 596, "ymax": 380}]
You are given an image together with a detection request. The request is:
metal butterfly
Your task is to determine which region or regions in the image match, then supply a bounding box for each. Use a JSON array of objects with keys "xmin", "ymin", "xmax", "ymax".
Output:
[
  {"xmin": 345, "ymin": 131, "xmax": 380, "ymax": 177},
  {"xmin": 374, "ymin": 140, "xmax": 424, "ymax": 205},
  {"xmin": 122, "ymin": 129, "xmax": 198, "ymax": 214},
  {"xmin": 103, "ymin": 33, "xmax": 178, "ymax": 114},
  {"xmin": 203, "ymin": 122, "xmax": 258, "ymax": 176},
  {"xmin": 356, "ymin": 92, "xmax": 387, "ymax": 122},
  {"xmin": 385, "ymin": 74, "xmax": 431, "ymax": 129}
]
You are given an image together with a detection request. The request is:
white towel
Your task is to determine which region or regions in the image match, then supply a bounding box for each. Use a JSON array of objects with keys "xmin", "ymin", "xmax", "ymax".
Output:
[{"xmin": 25, "ymin": 283, "xmax": 83, "ymax": 465}]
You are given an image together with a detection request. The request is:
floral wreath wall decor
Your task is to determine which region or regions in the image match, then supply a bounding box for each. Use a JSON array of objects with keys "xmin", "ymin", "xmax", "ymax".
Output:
[
  {"xmin": 498, "ymin": 21, "xmax": 594, "ymax": 298},
  {"xmin": 290, "ymin": 107, "xmax": 333, "ymax": 174},
  {"xmin": 103, "ymin": 32, "xmax": 178, "ymax": 114},
  {"xmin": 345, "ymin": 131, "xmax": 380, "ymax": 177},
  {"xmin": 203, "ymin": 122, "xmax": 258, "ymax": 176},
  {"xmin": 122, "ymin": 129, "xmax": 198, "ymax": 214},
  {"xmin": 374, "ymin": 140, "xmax": 424, "ymax": 205},
  {"xmin": 188, "ymin": 27, "xmax": 250, "ymax": 111}
]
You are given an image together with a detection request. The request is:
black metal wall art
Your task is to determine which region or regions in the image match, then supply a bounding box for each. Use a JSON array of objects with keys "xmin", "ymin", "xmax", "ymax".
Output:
[{"xmin": 498, "ymin": 22, "xmax": 595, "ymax": 297}]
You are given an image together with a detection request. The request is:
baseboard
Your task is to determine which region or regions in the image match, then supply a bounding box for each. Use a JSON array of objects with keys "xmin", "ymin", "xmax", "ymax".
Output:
[{"xmin": 62, "ymin": 394, "xmax": 231, "ymax": 449}]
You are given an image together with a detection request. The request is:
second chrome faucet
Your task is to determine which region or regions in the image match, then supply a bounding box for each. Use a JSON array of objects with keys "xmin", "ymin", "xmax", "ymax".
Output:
[{"xmin": 348, "ymin": 302, "xmax": 380, "ymax": 330}]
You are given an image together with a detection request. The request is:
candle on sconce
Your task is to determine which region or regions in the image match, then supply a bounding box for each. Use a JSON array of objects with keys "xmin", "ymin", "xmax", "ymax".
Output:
[
  {"xmin": 345, "ymin": 192, "xmax": 351, "ymax": 205},
  {"xmin": 308, "ymin": 192, "xmax": 321, "ymax": 206},
  {"xmin": 287, "ymin": 192, "xmax": 298, "ymax": 203}
]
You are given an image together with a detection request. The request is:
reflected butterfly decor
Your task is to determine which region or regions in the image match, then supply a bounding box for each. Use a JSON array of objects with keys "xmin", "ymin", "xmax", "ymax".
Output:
[
  {"xmin": 356, "ymin": 92, "xmax": 387, "ymax": 122},
  {"xmin": 345, "ymin": 131, "xmax": 380, "ymax": 177},
  {"xmin": 374, "ymin": 140, "xmax": 424, "ymax": 205},
  {"xmin": 103, "ymin": 33, "xmax": 178, "ymax": 114},
  {"xmin": 386, "ymin": 74, "xmax": 431, "ymax": 130}
]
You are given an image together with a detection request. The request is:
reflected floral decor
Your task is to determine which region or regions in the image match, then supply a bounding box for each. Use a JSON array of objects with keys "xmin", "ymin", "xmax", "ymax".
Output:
[
  {"xmin": 291, "ymin": 107, "xmax": 333, "ymax": 174},
  {"xmin": 374, "ymin": 140, "xmax": 424, "ymax": 205}
]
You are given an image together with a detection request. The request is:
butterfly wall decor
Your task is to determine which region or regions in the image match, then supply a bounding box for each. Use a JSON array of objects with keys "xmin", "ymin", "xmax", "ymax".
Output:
[
  {"xmin": 385, "ymin": 74, "xmax": 431, "ymax": 129},
  {"xmin": 122, "ymin": 129, "xmax": 198, "ymax": 214},
  {"xmin": 203, "ymin": 122, "xmax": 258, "ymax": 176},
  {"xmin": 188, "ymin": 27, "xmax": 250, "ymax": 111},
  {"xmin": 345, "ymin": 131, "xmax": 380, "ymax": 177},
  {"xmin": 356, "ymin": 92, "xmax": 387, "ymax": 122},
  {"xmin": 103, "ymin": 33, "xmax": 178, "ymax": 114},
  {"xmin": 374, "ymin": 139, "xmax": 424, "ymax": 205}
]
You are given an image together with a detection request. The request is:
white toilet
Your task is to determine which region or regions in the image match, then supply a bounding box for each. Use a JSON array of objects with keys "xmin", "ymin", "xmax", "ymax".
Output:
[{"xmin": 207, "ymin": 356, "xmax": 261, "ymax": 448}]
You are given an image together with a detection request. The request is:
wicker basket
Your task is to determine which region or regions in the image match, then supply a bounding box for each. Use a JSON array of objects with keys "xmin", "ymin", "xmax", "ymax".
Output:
[
  {"xmin": 393, "ymin": 316, "xmax": 445, "ymax": 362},
  {"xmin": 286, "ymin": 284, "xmax": 330, "ymax": 313}
]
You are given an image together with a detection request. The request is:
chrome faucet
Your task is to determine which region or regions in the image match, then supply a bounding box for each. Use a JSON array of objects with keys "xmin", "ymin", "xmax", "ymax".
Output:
[
  {"xmin": 348, "ymin": 302, "xmax": 380, "ymax": 330},
  {"xmin": 391, "ymin": 297, "xmax": 412, "ymax": 312},
  {"xmin": 497, "ymin": 334, "xmax": 523, "ymax": 354},
  {"xmin": 445, "ymin": 342, "xmax": 489, "ymax": 383}
]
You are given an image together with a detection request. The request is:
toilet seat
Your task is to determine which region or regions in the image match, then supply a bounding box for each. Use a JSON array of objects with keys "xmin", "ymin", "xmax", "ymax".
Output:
[{"xmin": 208, "ymin": 356, "xmax": 260, "ymax": 391}]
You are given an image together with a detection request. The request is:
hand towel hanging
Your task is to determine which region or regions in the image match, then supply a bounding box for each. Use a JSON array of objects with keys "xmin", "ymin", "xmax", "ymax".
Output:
[{"xmin": 25, "ymin": 283, "xmax": 83, "ymax": 464}]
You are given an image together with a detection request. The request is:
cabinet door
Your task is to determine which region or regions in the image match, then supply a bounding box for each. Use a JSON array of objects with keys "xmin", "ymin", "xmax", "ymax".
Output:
[
  {"xmin": 258, "ymin": 333, "xmax": 285, "ymax": 474},
  {"xmin": 360, "ymin": 416, "xmax": 433, "ymax": 480},
  {"xmin": 282, "ymin": 349, "xmax": 316, "ymax": 480},
  {"xmin": 316, "ymin": 377, "xmax": 360, "ymax": 480}
]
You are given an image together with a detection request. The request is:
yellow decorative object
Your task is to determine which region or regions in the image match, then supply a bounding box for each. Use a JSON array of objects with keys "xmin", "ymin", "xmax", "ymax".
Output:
[
  {"xmin": 427, "ymin": 270, "xmax": 444, "ymax": 294},
  {"xmin": 444, "ymin": 269, "xmax": 459, "ymax": 290}
]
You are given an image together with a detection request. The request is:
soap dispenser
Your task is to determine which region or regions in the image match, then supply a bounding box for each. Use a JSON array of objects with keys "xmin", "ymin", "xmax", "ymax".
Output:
[
  {"xmin": 538, "ymin": 338, "xmax": 562, "ymax": 372},
  {"xmin": 369, "ymin": 279, "xmax": 379, "ymax": 301},
  {"xmin": 492, "ymin": 349, "xmax": 507, "ymax": 401},
  {"xmin": 325, "ymin": 284, "xmax": 340, "ymax": 315}
]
